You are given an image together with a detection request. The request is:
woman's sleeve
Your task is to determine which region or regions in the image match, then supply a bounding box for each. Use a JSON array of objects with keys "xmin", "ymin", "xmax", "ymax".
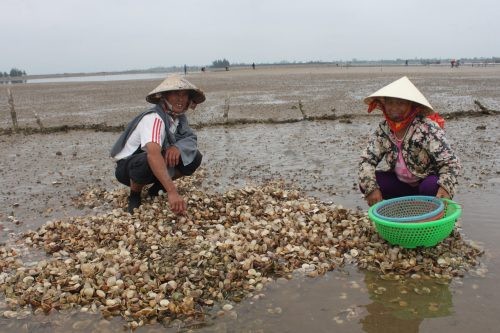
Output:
[
  {"xmin": 359, "ymin": 126, "xmax": 386, "ymax": 196},
  {"xmin": 427, "ymin": 123, "xmax": 462, "ymax": 197}
]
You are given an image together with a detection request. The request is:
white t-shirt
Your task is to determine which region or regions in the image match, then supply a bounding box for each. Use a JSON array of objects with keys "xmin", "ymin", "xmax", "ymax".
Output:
[{"xmin": 114, "ymin": 113, "xmax": 167, "ymax": 160}]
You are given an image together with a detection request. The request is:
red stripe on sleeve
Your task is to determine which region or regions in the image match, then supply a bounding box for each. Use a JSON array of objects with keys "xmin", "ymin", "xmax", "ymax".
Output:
[
  {"xmin": 151, "ymin": 119, "xmax": 158, "ymax": 143},
  {"xmin": 151, "ymin": 119, "xmax": 158, "ymax": 142},
  {"xmin": 156, "ymin": 118, "xmax": 162, "ymax": 143},
  {"xmin": 155, "ymin": 118, "xmax": 160, "ymax": 143},
  {"xmin": 152, "ymin": 118, "xmax": 162, "ymax": 144}
]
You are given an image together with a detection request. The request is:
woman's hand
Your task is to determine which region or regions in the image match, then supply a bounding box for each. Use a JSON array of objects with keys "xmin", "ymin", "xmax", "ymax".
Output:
[
  {"xmin": 436, "ymin": 186, "xmax": 450, "ymax": 199},
  {"xmin": 366, "ymin": 189, "xmax": 383, "ymax": 206}
]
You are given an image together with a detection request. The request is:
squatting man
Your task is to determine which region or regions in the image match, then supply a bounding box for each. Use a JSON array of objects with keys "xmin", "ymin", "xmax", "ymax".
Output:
[{"xmin": 110, "ymin": 75, "xmax": 205, "ymax": 214}]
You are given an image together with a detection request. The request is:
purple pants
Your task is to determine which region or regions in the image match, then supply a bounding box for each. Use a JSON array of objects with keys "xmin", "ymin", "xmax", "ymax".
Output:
[{"xmin": 374, "ymin": 171, "xmax": 439, "ymax": 199}]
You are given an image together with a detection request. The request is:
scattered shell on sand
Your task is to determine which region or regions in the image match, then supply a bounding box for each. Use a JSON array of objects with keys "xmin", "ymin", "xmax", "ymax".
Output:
[{"xmin": 0, "ymin": 172, "xmax": 483, "ymax": 328}]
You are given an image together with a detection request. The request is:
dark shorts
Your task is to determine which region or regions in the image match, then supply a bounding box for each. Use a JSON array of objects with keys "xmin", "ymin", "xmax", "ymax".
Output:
[
  {"xmin": 360, "ymin": 171, "xmax": 439, "ymax": 198},
  {"xmin": 115, "ymin": 150, "xmax": 202, "ymax": 186}
]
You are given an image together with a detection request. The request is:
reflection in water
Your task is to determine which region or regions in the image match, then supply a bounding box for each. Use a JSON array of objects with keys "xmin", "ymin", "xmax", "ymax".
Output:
[
  {"xmin": 0, "ymin": 79, "xmax": 27, "ymax": 84},
  {"xmin": 360, "ymin": 271, "xmax": 453, "ymax": 333},
  {"xmin": 0, "ymin": 72, "xmax": 180, "ymax": 84}
]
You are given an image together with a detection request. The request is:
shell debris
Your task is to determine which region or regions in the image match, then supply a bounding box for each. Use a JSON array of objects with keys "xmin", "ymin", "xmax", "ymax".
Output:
[{"xmin": 0, "ymin": 172, "xmax": 483, "ymax": 328}]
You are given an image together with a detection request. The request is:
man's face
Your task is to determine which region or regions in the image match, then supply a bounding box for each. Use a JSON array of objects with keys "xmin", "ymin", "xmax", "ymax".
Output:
[{"xmin": 165, "ymin": 90, "xmax": 190, "ymax": 114}]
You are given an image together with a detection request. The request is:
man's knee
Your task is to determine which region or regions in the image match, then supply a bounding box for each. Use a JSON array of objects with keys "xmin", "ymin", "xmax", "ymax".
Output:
[
  {"xmin": 115, "ymin": 159, "xmax": 131, "ymax": 186},
  {"xmin": 128, "ymin": 152, "xmax": 156, "ymax": 185},
  {"xmin": 178, "ymin": 151, "xmax": 203, "ymax": 176}
]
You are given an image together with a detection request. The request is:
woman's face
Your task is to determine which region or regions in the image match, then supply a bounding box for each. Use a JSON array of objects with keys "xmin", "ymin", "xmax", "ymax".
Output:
[
  {"xmin": 165, "ymin": 90, "xmax": 190, "ymax": 114},
  {"xmin": 382, "ymin": 97, "xmax": 413, "ymax": 121}
]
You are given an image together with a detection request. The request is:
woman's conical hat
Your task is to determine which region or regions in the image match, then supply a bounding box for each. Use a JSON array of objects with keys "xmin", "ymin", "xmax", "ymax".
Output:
[
  {"xmin": 146, "ymin": 75, "xmax": 206, "ymax": 104},
  {"xmin": 364, "ymin": 76, "xmax": 434, "ymax": 115}
]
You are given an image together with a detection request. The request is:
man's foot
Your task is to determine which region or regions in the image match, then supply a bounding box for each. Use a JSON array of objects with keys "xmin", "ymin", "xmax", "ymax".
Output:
[
  {"xmin": 128, "ymin": 191, "xmax": 142, "ymax": 213},
  {"xmin": 148, "ymin": 182, "xmax": 165, "ymax": 197}
]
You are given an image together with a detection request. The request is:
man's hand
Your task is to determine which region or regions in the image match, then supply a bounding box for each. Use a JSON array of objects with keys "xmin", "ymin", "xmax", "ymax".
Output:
[
  {"xmin": 145, "ymin": 142, "xmax": 186, "ymax": 214},
  {"xmin": 366, "ymin": 189, "xmax": 383, "ymax": 206},
  {"xmin": 167, "ymin": 190, "xmax": 187, "ymax": 215},
  {"xmin": 164, "ymin": 146, "xmax": 181, "ymax": 167},
  {"xmin": 436, "ymin": 186, "xmax": 450, "ymax": 199}
]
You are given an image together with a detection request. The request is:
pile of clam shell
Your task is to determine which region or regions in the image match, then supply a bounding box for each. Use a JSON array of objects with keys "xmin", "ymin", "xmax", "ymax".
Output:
[{"xmin": 0, "ymin": 172, "xmax": 483, "ymax": 328}]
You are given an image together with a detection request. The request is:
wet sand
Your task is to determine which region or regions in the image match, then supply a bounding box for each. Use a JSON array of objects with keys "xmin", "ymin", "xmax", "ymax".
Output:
[{"xmin": 0, "ymin": 65, "xmax": 499, "ymax": 332}]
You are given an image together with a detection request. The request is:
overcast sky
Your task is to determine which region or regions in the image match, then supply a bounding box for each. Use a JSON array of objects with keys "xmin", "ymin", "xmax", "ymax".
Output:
[{"xmin": 1, "ymin": 0, "xmax": 499, "ymax": 75}]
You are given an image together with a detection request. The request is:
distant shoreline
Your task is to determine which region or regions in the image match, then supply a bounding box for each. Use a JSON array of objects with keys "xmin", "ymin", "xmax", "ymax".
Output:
[{"xmin": 1, "ymin": 62, "xmax": 499, "ymax": 83}]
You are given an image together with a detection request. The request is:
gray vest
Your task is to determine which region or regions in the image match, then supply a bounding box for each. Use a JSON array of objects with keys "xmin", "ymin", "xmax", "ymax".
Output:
[
  {"xmin": 110, "ymin": 105, "xmax": 170, "ymax": 158},
  {"xmin": 110, "ymin": 105, "xmax": 197, "ymax": 166}
]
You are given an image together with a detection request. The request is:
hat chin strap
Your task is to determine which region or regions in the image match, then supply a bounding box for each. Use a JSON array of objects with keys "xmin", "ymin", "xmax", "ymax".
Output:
[{"xmin": 160, "ymin": 99, "xmax": 188, "ymax": 117}]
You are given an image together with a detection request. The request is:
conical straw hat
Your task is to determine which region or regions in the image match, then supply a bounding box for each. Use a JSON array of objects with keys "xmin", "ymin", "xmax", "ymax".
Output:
[
  {"xmin": 364, "ymin": 76, "xmax": 434, "ymax": 115},
  {"xmin": 146, "ymin": 75, "xmax": 206, "ymax": 104}
]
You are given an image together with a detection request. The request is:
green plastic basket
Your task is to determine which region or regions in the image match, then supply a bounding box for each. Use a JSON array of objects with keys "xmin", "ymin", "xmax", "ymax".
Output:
[{"xmin": 368, "ymin": 199, "xmax": 462, "ymax": 248}]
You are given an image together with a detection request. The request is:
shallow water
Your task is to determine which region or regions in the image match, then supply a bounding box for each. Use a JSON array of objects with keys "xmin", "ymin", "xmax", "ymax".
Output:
[{"xmin": 24, "ymin": 72, "xmax": 180, "ymax": 84}]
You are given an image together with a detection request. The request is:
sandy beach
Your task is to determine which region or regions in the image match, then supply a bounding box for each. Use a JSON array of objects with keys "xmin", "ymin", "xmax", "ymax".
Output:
[{"xmin": 0, "ymin": 65, "xmax": 499, "ymax": 332}]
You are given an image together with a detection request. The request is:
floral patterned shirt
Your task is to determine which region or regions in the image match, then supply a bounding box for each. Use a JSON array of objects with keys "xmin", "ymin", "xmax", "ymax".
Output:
[{"xmin": 358, "ymin": 115, "xmax": 461, "ymax": 198}]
